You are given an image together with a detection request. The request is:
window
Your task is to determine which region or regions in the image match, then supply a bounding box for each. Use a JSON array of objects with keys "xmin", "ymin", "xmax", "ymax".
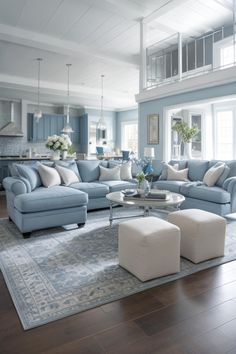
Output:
[
  {"xmin": 190, "ymin": 114, "xmax": 202, "ymax": 158},
  {"xmin": 121, "ymin": 122, "xmax": 138, "ymax": 153},
  {"xmin": 215, "ymin": 110, "xmax": 233, "ymax": 160},
  {"xmin": 213, "ymin": 36, "xmax": 235, "ymax": 69}
]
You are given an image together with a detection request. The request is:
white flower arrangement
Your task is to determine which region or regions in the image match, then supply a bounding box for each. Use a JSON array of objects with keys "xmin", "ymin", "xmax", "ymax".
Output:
[{"xmin": 46, "ymin": 134, "xmax": 72, "ymax": 151}]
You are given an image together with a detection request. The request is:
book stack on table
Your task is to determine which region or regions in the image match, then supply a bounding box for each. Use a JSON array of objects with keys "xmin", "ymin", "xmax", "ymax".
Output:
[{"xmin": 123, "ymin": 190, "xmax": 169, "ymax": 201}]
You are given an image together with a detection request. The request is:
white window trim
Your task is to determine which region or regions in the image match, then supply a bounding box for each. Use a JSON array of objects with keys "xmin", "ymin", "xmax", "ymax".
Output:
[
  {"xmin": 212, "ymin": 103, "xmax": 236, "ymax": 160},
  {"xmin": 213, "ymin": 35, "xmax": 235, "ymax": 69}
]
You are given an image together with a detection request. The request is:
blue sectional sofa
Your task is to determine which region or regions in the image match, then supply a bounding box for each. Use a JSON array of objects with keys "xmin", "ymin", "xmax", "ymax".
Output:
[
  {"xmin": 152, "ymin": 159, "xmax": 236, "ymax": 216},
  {"xmin": 3, "ymin": 160, "xmax": 137, "ymax": 237}
]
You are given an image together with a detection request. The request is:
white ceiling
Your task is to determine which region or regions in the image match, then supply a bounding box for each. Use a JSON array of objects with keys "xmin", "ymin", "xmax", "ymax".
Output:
[{"xmin": 0, "ymin": 0, "xmax": 233, "ymax": 110}]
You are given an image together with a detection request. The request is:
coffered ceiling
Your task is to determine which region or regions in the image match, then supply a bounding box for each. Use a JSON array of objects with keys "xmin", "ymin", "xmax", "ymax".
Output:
[{"xmin": 0, "ymin": 0, "xmax": 233, "ymax": 110}]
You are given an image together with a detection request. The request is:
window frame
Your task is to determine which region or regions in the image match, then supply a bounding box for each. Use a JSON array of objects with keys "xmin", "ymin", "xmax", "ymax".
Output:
[
  {"xmin": 188, "ymin": 110, "xmax": 205, "ymax": 160},
  {"xmin": 213, "ymin": 36, "xmax": 235, "ymax": 69},
  {"xmin": 213, "ymin": 103, "xmax": 236, "ymax": 160},
  {"xmin": 121, "ymin": 120, "xmax": 138, "ymax": 153}
]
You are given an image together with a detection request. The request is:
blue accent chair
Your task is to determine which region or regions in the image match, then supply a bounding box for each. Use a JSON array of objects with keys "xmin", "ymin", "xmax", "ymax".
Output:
[{"xmin": 96, "ymin": 146, "xmax": 104, "ymax": 155}]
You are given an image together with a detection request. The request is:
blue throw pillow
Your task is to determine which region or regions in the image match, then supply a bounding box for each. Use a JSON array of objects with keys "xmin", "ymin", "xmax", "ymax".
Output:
[{"xmin": 15, "ymin": 164, "xmax": 42, "ymax": 190}]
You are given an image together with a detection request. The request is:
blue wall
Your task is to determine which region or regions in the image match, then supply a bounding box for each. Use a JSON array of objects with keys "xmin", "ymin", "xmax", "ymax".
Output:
[
  {"xmin": 139, "ymin": 82, "xmax": 236, "ymax": 159},
  {"xmin": 115, "ymin": 109, "xmax": 138, "ymax": 149},
  {"xmin": 85, "ymin": 108, "xmax": 116, "ymax": 145}
]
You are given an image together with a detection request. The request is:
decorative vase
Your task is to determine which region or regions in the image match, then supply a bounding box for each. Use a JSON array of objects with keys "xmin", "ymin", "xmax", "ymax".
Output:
[
  {"xmin": 62, "ymin": 150, "xmax": 68, "ymax": 160},
  {"xmin": 137, "ymin": 180, "xmax": 150, "ymax": 196},
  {"xmin": 183, "ymin": 142, "xmax": 192, "ymax": 159},
  {"xmin": 51, "ymin": 150, "xmax": 60, "ymax": 160}
]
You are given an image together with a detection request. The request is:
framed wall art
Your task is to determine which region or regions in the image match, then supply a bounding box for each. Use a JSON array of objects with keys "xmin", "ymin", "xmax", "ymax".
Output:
[{"xmin": 147, "ymin": 114, "xmax": 159, "ymax": 144}]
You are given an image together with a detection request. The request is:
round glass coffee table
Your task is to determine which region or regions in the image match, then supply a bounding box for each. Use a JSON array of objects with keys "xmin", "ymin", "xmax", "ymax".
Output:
[{"xmin": 106, "ymin": 191, "xmax": 185, "ymax": 227}]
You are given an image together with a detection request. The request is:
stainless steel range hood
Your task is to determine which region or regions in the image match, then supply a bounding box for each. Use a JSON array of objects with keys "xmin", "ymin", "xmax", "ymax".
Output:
[{"xmin": 0, "ymin": 102, "xmax": 24, "ymax": 137}]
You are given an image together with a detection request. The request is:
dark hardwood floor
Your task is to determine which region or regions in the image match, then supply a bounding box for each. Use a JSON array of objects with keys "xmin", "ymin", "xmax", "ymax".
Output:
[{"xmin": 1, "ymin": 194, "xmax": 236, "ymax": 353}]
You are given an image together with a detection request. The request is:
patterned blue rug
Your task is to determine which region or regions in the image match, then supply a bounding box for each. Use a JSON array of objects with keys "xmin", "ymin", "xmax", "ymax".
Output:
[{"xmin": 1, "ymin": 209, "xmax": 236, "ymax": 330}]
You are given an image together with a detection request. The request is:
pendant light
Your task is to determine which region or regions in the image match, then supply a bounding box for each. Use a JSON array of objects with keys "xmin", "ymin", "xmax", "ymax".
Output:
[
  {"xmin": 34, "ymin": 58, "xmax": 43, "ymax": 122},
  {"xmin": 97, "ymin": 74, "xmax": 106, "ymax": 131},
  {"xmin": 62, "ymin": 63, "xmax": 74, "ymax": 134}
]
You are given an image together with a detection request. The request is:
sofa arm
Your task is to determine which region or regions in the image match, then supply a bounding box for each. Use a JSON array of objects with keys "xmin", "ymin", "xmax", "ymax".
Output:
[
  {"xmin": 224, "ymin": 177, "xmax": 236, "ymax": 212},
  {"xmin": 3, "ymin": 177, "xmax": 31, "ymax": 195}
]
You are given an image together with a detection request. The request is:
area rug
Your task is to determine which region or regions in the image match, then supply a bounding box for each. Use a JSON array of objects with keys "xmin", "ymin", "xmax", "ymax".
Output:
[{"xmin": 1, "ymin": 209, "xmax": 236, "ymax": 330}]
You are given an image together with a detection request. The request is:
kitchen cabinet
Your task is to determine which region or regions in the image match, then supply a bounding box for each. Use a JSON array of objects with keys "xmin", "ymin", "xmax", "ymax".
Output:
[{"xmin": 27, "ymin": 114, "xmax": 81, "ymax": 142}]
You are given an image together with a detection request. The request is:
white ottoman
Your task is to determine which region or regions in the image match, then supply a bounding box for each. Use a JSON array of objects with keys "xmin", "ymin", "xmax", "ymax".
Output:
[
  {"xmin": 118, "ymin": 217, "xmax": 180, "ymax": 282},
  {"xmin": 168, "ymin": 209, "xmax": 226, "ymax": 264}
]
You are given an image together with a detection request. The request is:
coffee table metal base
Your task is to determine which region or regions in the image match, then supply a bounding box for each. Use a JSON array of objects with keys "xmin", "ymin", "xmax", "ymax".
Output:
[
  {"xmin": 108, "ymin": 201, "xmax": 182, "ymax": 228},
  {"xmin": 109, "ymin": 202, "xmax": 150, "ymax": 228}
]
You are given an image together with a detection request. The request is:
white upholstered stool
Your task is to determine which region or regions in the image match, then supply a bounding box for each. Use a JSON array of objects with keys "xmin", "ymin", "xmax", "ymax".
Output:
[
  {"xmin": 118, "ymin": 217, "xmax": 180, "ymax": 282},
  {"xmin": 168, "ymin": 209, "xmax": 226, "ymax": 264}
]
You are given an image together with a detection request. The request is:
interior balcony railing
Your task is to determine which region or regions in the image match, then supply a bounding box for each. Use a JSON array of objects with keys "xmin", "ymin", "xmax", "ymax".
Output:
[{"xmin": 146, "ymin": 24, "xmax": 236, "ymax": 89}]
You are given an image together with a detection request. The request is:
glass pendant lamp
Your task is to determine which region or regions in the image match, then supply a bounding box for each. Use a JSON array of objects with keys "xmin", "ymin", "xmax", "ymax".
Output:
[
  {"xmin": 62, "ymin": 63, "xmax": 74, "ymax": 134},
  {"xmin": 34, "ymin": 58, "xmax": 43, "ymax": 122}
]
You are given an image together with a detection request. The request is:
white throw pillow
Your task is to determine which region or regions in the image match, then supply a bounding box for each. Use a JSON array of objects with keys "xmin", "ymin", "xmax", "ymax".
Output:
[
  {"xmin": 203, "ymin": 163, "xmax": 225, "ymax": 187},
  {"xmin": 167, "ymin": 164, "xmax": 189, "ymax": 181},
  {"xmin": 38, "ymin": 163, "xmax": 61, "ymax": 188},
  {"xmin": 120, "ymin": 161, "xmax": 132, "ymax": 180},
  {"xmin": 99, "ymin": 165, "xmax": 121, "ymax": 181},
  {"xmin": 55, "ymin": 164, "xmax": 79, "ymax": 186}
]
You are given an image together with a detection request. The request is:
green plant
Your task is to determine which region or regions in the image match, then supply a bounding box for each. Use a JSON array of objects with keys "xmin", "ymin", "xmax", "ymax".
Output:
[
  {"xmin": 67, "ymin": 145, "xmax": 76, "ymax": 155},
  {"xmin": 172, "ymin": 121, "xmax": 199, "ymax": 143},
  {"xmin": 136, "ymin": 171, "xmax": 147, "ymax": 187}
]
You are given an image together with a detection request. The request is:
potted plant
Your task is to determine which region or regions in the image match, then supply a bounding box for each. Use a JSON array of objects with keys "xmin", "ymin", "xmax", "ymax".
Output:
[{"xmin": 172, "ymin": 121, "xmax": 199, "ymax": 159}]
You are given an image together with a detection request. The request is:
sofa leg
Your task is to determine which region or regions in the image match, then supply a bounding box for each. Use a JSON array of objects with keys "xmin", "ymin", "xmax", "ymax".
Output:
[
  {"xmin": 77, "ymin": 223, "xmax": 85, "ymax": 229},
  {"xmin": 9, "ymin": 216, "xmax": 12, "ymax": 222},
  {"xmin": 22, "ymin": 232, "xmax": 31, "ymax": 239}
]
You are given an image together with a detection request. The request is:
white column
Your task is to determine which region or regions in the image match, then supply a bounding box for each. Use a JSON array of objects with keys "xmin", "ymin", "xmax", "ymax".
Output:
[
  {"xmin": 234, "ymin": 0, "xmax": 236, "ymax": 64},
  {"xmin": 139, "ymin": 18, "xmax": 147, "ymax": 92},
  {"xmin": 178, "ymin": 33, "xmax": 182, "ymax": 81}
]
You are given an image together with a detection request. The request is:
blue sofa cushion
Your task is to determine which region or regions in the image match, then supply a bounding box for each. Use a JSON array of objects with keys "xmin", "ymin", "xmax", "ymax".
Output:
[
  {"xmin": 14, "ymin": 186, "xmax": 88, "ymax": 213},
  {"xmin": 154, "ymin": 180, "xmax": 187, "ymax": 193},
  {"xmin": 77, "ymin": 160, "xmax": 108, "ymax": 182},
  {"xmin": 54, "ymin": 160, "xmax": 81, "ymax": 180},
  {"xmin": 99, "ymin": 180, "xmax": 137, "ymax": 192},
  {"xmin": 69, "ymin": 182, "xmax": 109, "ymax": 198},
  {"xmin": 187, "ymin": 160, "xmax": 209, "ymax": 181},
  {"xmin": 226, "ymin": 161, "xmax": 236, "ymax": 178},
  {"xmin": 180, "ymin": 184, "xmax": 230, "ymax": 204},
  {"xmin": 15, "ymin": 164, "xmax": 42, "ymax": 191}
]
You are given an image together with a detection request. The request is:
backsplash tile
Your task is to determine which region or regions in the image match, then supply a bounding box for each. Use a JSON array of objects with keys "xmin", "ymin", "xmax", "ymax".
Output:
[{"xmin": 0, "ymin": 136, "xmax": 49, "ymax": 156}]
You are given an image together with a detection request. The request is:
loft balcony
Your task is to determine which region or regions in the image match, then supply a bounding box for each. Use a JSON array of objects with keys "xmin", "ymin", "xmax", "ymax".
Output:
[{"xmin": 146, "ymin": 25, "xmax": 236, "ymax": 89}]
